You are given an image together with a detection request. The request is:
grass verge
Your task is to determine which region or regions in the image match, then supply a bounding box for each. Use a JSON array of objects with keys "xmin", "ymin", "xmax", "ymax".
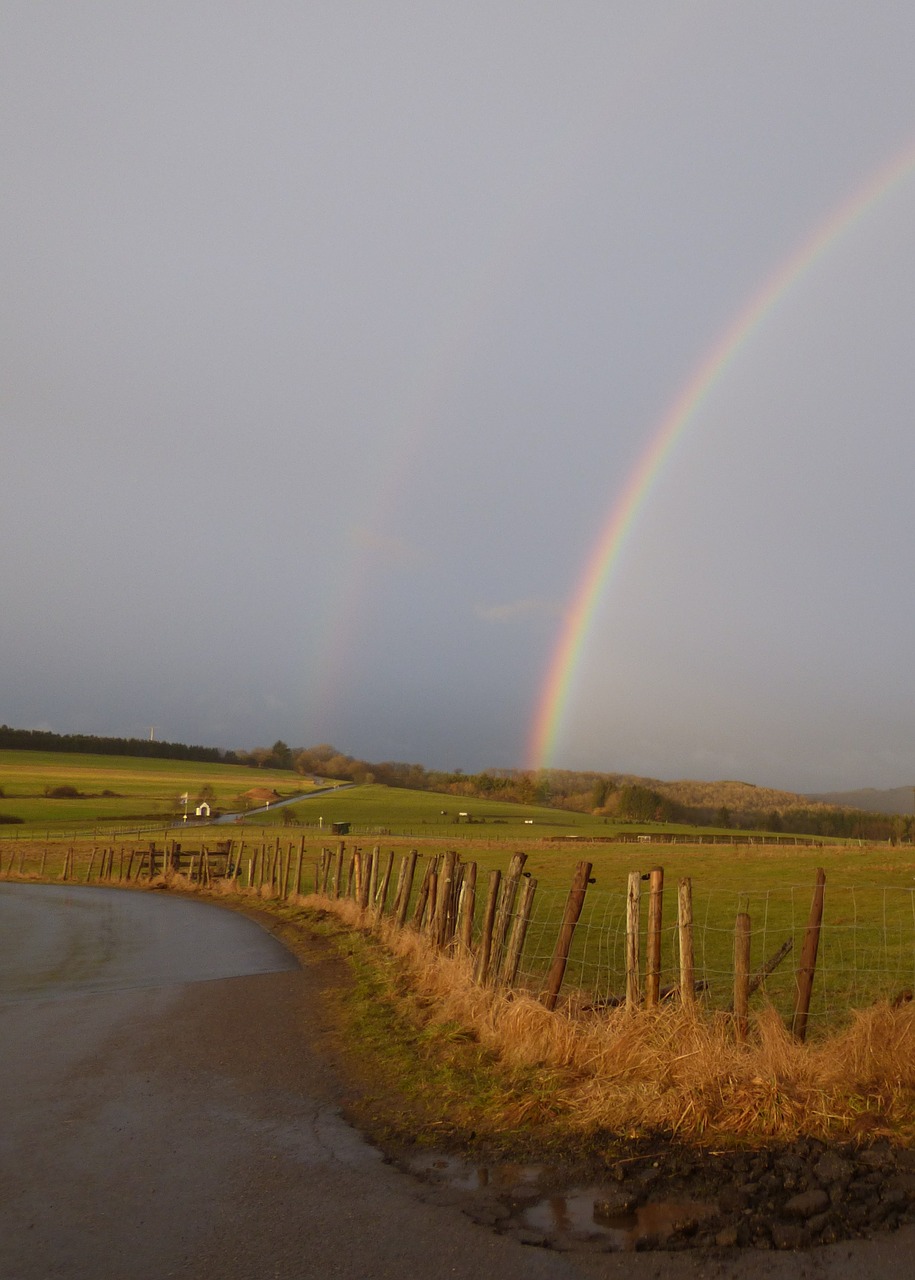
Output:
[{"xmin": 216, "ymin": 888, "xmax": 915, "ymax": 1155}]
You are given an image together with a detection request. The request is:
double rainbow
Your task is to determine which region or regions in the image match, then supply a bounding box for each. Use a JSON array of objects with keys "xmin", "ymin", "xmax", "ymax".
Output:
[{"xmin": 528, "ymin": 142, "xmax": 915, "ymax": 770}]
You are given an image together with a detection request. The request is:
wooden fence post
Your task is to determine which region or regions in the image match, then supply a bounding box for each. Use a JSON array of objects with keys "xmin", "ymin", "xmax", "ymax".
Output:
[
  {"xmin": 394, "ymin": 850, "xmax": 418, "ymax": 926},
  {"xmin": 333, "ymin": 842, "xmax": 345, "ymax": 898},
  {"xmin": 268, "ymin": 842, "xmax": 279, "ymax": 893},
  {"xmin": 490, "ymin": 853, "xmax": 528, "ymax": 977},
  {"xmin": 501, "ymin": 876, "xmax": 537, "ymax": 987},
  {"xmin": 626, "ymin": 871, "xmax": 641, "ymax": 1012},
  {"xmin": 472, "ymin": 869, "xmax": 502, "ymax": 984},
  {"xmin": 374, "ymin": 850, "xmax": 394, "ymax": 921},
  {"xmin": 734, "ymin": 911, "xmax": 751, "ymax": 1043},
  {"xmin": 542, "ymin": 860, "xmax": 592, "ymax": 1011},
  {"xmin": 293, "ymin": 838, "xmax": 304, "ymax": 897},
  {"xmin": 432, "ymin": 851, "xmax": 457, "ymax": 947},
  {"xmin": 791, "ymin": 868, "xmax": 826, "ymax": 1042},
  {"xmin": 646, "ymin": 866, "xmax": 664, "ymax": 1009},
  {"xmin": 458, "ymin": 860, "xmax": 477, "ymax": 952},
  {"xmin": 678, "ymin": 877, "xmax": 695, "ymax": 1010},
  {"xmin": 368, "ymin": 846, "xmax": 380, "ymax": 910},
  {"xmin": 411, "ymin": 857, "xmax": 436, "ymax": 928}
]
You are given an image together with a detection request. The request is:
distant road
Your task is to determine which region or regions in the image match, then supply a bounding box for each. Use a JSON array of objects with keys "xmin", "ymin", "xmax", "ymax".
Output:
[{"xmin": 214, "ymin": 781, "xmax": 355, "ymax": 824}]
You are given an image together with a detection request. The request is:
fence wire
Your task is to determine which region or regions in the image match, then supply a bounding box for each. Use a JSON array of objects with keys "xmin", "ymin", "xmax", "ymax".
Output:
[{"xmin": 505, "ymin": 881, "xmax": 915, "ymax": 1030}]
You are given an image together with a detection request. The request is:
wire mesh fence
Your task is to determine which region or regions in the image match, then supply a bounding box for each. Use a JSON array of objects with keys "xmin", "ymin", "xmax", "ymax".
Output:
[{"xmin": 507, "ymin": 880, "xmax": 915, "ymax": 1031}]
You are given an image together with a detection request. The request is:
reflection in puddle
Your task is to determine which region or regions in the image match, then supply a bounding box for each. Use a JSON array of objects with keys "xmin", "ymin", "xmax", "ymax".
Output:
[
  {"xmin": 408, "ymin": 1152, "xmax": 542, "ymax": 1193},
  {"xmin": 522, "ymin": 1190, "xmax": 717, "ymax": 1249},
  {"xmin": 407, "ymin": 1153, "xmax": 718, "ymax": 1251}
]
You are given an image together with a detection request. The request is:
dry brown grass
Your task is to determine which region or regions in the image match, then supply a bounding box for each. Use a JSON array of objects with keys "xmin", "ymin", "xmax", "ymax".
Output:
[{"xmin": 303, "ymin": 894, "xmax": 915, "ymax": 1146}]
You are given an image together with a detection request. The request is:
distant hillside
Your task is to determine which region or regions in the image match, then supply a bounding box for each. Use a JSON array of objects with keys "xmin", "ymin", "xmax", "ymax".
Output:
[
  {"xmin": 651, "ymin": 777, "xmax": 807, "ymax": 812},
  {"xmin": 806, "ymin": 786, "xmax": 915, "ymax": 817}
]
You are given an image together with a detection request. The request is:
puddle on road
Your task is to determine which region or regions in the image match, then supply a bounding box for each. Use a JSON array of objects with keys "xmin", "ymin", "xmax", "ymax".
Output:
[
  {"xmin": 406, "ymin": 1152, "xmax": 718, "ymax": 1251},
  {"xmin": 409, "ymin": 1152, "xmax": 542, "ymax": 1193},
  {"xmin": 521, "ymin": 1189, "xmax": 718, "ymax": 1249}
]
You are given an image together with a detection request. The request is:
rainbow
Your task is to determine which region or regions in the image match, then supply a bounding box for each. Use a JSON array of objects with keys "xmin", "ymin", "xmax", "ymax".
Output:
[{"xmin": 528, "ymin": 142, "xmax": 915, "ymax": 770}]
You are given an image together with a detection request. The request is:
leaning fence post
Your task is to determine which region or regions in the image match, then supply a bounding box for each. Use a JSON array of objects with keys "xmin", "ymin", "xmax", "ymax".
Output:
[
  {"xmin": 432, "ymin": 851, "xmax": 457, "ymax": 947},
  {"xmin": 367, "ymin": 846, "xmax": 380, "ymax": 910},
  {"xmin": 542, "ymin": 860, "xmax": 592, "ymax": 1011},
  {"xmin": 395, "ymin": 850, "xmax": 418, "ymax": 927},
  {"xmin": 333, "ymin": 842, "xmax": 345, "ymax": 898},
  {"xmin": 374, "ymin": 850, "xmax": 394, "ymax": 922},
  {"xmin": 734, "ymin": 911, "xmax": 751, "ymax": 1043},
  {"xmin": 501, "ymin": 875, "xmax": 537, "ymax": 987},
  {"xmin": 411, "ymin": 857, "xmax": 435, "ymax": 928},
  {"xmin": 678, "ymin": 877, "xmax": 695, "ymax": 1009},
  {"xmin": 626, "ymin": 871, "xmax": 642, "ymax": 1012},
  {"xmin": 473, "ymin": 869, "xmax": 502, "ymax": 984},
  {"xmin": 646, "ymin": 866, "xmax": 664, "ymax": 1009},
  {"xmin": 490, "ymin": 852, "xmax": 528, "ymax": 976},
  {"xmin": 791, "ymin": 868, "xmax": 826, "ymax": 1042},
  {"xmin": 293, "ymin": 838, "xmax": 304, "ymax": 897},
  {"xmin": 458, "ymin": 860, "xmax": 477, "ymax": 952}
]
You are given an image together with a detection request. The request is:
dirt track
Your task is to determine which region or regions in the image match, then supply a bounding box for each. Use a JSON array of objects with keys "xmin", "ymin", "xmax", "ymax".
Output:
[{"xmin": 1, "ymin": 891, "xmax": 913, "ymax": 1279}]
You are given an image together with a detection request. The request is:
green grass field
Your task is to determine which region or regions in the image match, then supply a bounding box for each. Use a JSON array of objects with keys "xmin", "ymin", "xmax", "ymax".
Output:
[
  {"xmin": 245, "ymin": 781, "xmax": 807, "ymax": 842},
  {"xmin": 0, "ymin": 750, "xmax": 317, "ymax": 832}
]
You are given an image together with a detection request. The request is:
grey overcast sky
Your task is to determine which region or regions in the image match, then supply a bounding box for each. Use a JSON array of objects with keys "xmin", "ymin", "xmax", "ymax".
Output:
[{"xmin": 3, "ymin": 3, "xmax": 915, "ymax": 792}]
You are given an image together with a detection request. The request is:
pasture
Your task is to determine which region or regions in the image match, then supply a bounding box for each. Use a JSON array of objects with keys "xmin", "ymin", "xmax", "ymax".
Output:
[
  {"xmin": 0, "ymin": 750, "xmax": 314, "ymax": 832},
  {"xmin": 244, "ymin": 781, "xmax": 805, "ymax": 843}
]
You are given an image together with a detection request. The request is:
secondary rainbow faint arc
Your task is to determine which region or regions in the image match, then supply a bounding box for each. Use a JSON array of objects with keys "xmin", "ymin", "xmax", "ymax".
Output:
[{"xmin": 528, "ymin": 141, "xmax": 915, "ymax": 771}]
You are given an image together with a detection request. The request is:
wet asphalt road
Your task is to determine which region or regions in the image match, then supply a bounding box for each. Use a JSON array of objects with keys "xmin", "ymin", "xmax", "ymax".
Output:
[{"xmin": 1, "ymin": 885, "xmax": 912, "ymax": 1279}]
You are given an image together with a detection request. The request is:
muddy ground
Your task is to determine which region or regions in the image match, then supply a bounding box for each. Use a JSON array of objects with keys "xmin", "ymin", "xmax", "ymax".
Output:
[{"xmin": 397, "ymin": 1136, "xmax": 915, "ymax": 1255}]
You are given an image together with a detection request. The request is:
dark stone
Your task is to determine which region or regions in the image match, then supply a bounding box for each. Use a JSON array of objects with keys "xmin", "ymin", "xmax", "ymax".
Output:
[
  {"xmin": 715, "ymin": 1225, "xmax": 739, "ymax": 1248},
  {"xmin": 846, "ymin": 1202, "xmax": 873, "ymax": 1228},
  {"xmin": 593, "ymin": 1191, "xmax": 637, "ymax": 1221},
  {"xmin": 784, "ymin": 1189, "xmax": 830, "ymax": 1219},
  {"xmin": 858, "ymin": 1146, "xmax": 893, "ymax": 1171},
  {"xmin": 814, "ymin": 1153, "xmax": 854, "ymax": 1187},
  {"xmin": 880, "ymin": 1185, "xmax": 908, "ymax": 1209},
  {"xmin": 718, "ymin": 1186, "xmax": 748, "ymax": 1213},
  {"xmin": 807, "ymin": 1211, "xmax": 832, "ymax": 1236},
  {"xmin": 770, "ymin": 1221, "xmax": 808, "ymax": 1251}
]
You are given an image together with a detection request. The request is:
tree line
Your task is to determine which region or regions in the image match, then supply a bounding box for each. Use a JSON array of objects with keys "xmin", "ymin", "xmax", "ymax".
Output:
[{"xmin": 0, "ymin": 725, "xmax": 235, "ymax": 764}]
